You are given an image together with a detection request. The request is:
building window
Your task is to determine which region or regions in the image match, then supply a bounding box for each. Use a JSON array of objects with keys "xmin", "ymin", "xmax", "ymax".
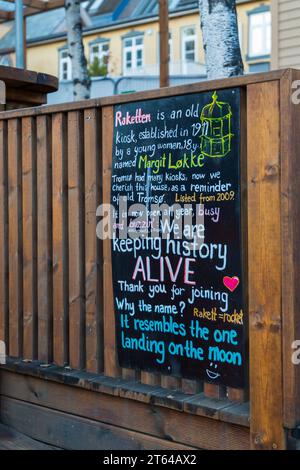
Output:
[
  {"xmin": 168, "ymin": 32, "xmax": 173, "ymax": 61},
  {"xmin": 123, "ymin": 35, "xmax": 144, "ymax": 74},
  {"xmin": 157, "ymin": 32, "xmax": 173, "ymax": 62},
  {"xmin": 248, "ymin": 9, "xmax": 271, "ymax": 58},
  {"xmin": 59, "ymin": 49, "xmax": 71, "ymax": 81},
  {"xmin": 249, "ymin": 61, "xmax": 270, "ymax": 73},
  {"xmin": 238, "ymin": 21, "xmax": 243, "ymax": 51},
  {"xmin": 0, "ymin": 54, "xmax": 12, "ymax": 66},
  {"xmin": 182, "ymin": 26, "xmax": 196, "ymax": 63},
  {"xmin": 90, "ymin": 41, "xmax": 109, "ymax": 66}
]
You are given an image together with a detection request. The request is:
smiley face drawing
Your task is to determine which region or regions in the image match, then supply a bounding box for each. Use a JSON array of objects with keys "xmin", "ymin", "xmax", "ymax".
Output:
[{"xmin": 206, "ymin": 362, "xmax": 220, "ymax": 380}]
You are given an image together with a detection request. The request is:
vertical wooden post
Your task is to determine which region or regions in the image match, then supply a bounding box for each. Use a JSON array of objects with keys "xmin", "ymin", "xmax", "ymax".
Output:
[
  {"xmin": 280, "ymin": 69, "xmax": 300, "ymax": 431},
  {"xmin": 37, "ymin": 115, "xmax": 53, "ymax": 364},
  {"xmin": 68, "ymin": 111, "xmax": 85, "ymax": 370},
  {"xmin": 247, "ymin": 81, "xmax": 286, "ymax": 449},
  {"xmin": 8, "ymin": 119, "xmax": 23, "ymax": 358},
  {"xmin": 159, "ymin": 0, "xmax": 169, "ymax": 88},
  {"xmin": 102, "ymin": 106, "xmax": 120, "ymax": 378},
  {"xmin": 0, "ymin": 120, "xmax": 8, "ymax": 353},
  {"xmin": 22, "ymin": 117, "xmax": 37, "ymax": 360},
  {"xmin": 52, "ymin": 113, "xmax": 68, "ymax": 367}
]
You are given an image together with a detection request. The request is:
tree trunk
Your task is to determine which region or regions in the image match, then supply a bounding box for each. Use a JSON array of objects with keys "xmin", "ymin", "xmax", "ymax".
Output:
[
  {"xmin": 199, "ymin": 0, "xmax": 244, "ymax": 79},
  {"xmin": 65, "ymin": 0, "xmax": 91, "ymax": 100}
]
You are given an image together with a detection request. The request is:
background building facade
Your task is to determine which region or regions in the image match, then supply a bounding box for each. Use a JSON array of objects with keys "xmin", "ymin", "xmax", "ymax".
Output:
[{"xmin": 0, "ymin": 0, "xmax": 275, "ymax": 102}]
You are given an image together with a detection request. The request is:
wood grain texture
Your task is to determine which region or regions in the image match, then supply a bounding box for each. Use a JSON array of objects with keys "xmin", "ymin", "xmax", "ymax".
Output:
[
  {"xmin": 159, "ymin": 0, "xmax": 169, "ymax": 88},
  {"xmin": 68, "ymin": 111, "xmax": 85, "ymax": 370},
  {"xmin": 84, "ymin": 108, "xmax": 101, "ymax": 373},
  {"xmin": 227, "ymin": 387, "xmax": 247, "ymax": 403},
  {"xmin": 141, "ymin": 371, "xmax": 160, "ymax": 386},
  {"xmin": 8, "ymin": 119, "xmax": 22, "ymax": 358},
  {"xmin": 0, "ymin": 120, "xmax": 8, "ymax": 348},
  {"xmin": 22, "ymin": 117, "xmax": 37, "ymax": 360},
  {"xmin": 161, "ymin": 375, "xmax": 181, "ymax": 391},
  {"xmin": 204, "ymin": 383, "xmax": 226, "ymax": 400},
  {"xmin": 0, "ymin": 369, "xmax": 250, "ymax": 450},
  {"xmin": 102, "ymin": 106, "xmax": 120, "ymax": 378},
  {"xmin": 280, "ymin": 69, "xmax": 300, "ymax": 428},
  {"xmin": 37, "ymin": 115, "xmax": 53, "ymax": 363},
  {"xmin": 0, "ymin": 397, "xmax": 196, "ymax": 450},
  {"xmin": 0, "ymin": 423, "xmax": 59, "ymax": 450},
  {"xmin": 52, "ymin": 113, "xmax": 68, "ymax": 366},
  {"xmin": 181, "ymin": 379, "xmax": 202, "ymax": 395},
  {"xmin": 247, "ymin": 81, "xmax": 285, "ymax": 449}
]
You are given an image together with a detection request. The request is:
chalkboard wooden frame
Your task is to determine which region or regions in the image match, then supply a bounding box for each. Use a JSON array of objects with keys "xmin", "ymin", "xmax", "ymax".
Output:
[{"xmin": 109, "ymin": 89, "xmax": 248, "ymax": 391}]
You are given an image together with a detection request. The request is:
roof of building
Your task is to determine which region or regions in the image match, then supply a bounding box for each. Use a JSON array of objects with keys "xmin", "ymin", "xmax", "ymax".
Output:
[{"xmin": 0, "ymin": 0, "xmax": 257, "ymax": 51}]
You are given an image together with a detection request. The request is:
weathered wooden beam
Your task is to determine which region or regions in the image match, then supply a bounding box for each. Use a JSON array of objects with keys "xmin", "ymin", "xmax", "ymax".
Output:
[
  {"xmin": 248, "ymin": 81, "xmax": 286, "ymax": 450},
  {"xmin": 5, "ymin": 87, "xmax": 47, "ymax": 105},
  {"xmin": 159, "ymin": 0, "xmax": 169, "ymax": 88}
]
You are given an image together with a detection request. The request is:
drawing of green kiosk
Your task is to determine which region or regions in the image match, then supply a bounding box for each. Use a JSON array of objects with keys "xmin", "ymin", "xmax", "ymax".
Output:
[{"xmin": 200, "ymin": 91, "xmax": 233, "ymax": 158}]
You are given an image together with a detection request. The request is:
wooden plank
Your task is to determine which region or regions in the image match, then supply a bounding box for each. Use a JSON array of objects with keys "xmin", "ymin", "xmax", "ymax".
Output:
[
  {"xmin": 0, "ymin": 423, "xmax": 59, "ymax": 450},
  {"xmin": 161, "ymin": 375, "xmax": 181, "ymax": 391},
  {"xmin": 84, "ymin": 108, "xmax": 102, "ymax": 373},
  {"xmin": 102, "ymin": 106, "xmax": 120, "ymax": 378},
  {"xmin": 204, "ymin": 383, "xmax": 226, "ymax": 400},
  {"xmin": 122, "ymin": 368, "xmax": 136, "ymax": 380},
  {"xmin": 0, "ymin": 364, "xmax": 249, "ymax": 427},
  {"xmin": 227, "ymin": 387, "xmax": 247, "ymax": 403},
  {"xmin": 68, "ymin": 111, "xmax": 85, "ymax": 370},
  {"xmin": 8, "ymin": 119, "xmax": 22, "ymax": 358},
  {"xmin": 181, "ymin": 379, "xmax": 202, "ymax": 395},
  {"xmin": 247, "ymin": 81, "xmax": 286, "ymax": 450},
  {"xmin": 5, "ymin": 89, "xmax": 47, "ymax": 106},
  {"xmin": 280, "ymin": 68, "xmax": 300, "ymax": 428},
  {"xmin": 52, "ymin": 113, "xmax": 68, "ymax": 366},
  {"xmin": 141, "ymin": 371, "xmax": 160, "ymax": 386},
  {"xmin": 0, "ymin": 370, "xmax": 250, "ymax": 450},
  {"xmin": 37, "ymin": 115, "xmax": 53, "ymax": 363},
  {"xmin": 0, "ymin": 397, "xmax": 196, "ymax": 450},
  {"xmin": 0, "ymin": 65, "xmax": 58, "ymax": 92},
  {"xmin": 22, "ymin": 117, "xmax": 37, "ymax": 361},
  {"xmin": 0, "ymin": 120, "xmax": 8, "ymax": 349}
]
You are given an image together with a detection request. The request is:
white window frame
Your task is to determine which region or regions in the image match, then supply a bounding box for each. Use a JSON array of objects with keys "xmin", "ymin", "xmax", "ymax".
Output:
[
  {"xmin": 89, "ymin": 41, "xmax": 110, "ymax": 67},
  {"xmin": 168, "ymin": 31, "xmax": 173, "ymax": 63},
  {"xmin": 0, "ymin": 54, "xmax": 11, "ymax": 66},
  {"xmin": 59, "ymin": 48, "xmax": 72, "ymax": 81},
  {"xmin": 157, "ymin": 31, "xmax": 173, "ymax": 64},
  {"xmin": 181, "ymin": 26, "xmax": 197, "ymax": 64},
  {"xmin": 238, "ymin": 21, "xmax": 243, "ymax": 52},
  {"xmin": 248, "ymin": 10, "xmax": 271, "ymax": 58},
  {"xmin": 123, "ymin": 35, "xmax": 144, "ymax": 75}
]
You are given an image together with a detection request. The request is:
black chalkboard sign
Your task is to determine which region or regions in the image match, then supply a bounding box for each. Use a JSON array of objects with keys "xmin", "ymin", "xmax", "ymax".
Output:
[{"xmin": 110, "ymin": 88, "xmax": 245, "ymax": 388}]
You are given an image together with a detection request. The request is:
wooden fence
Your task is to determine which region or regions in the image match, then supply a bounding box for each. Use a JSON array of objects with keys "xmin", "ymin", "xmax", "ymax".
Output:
[{"xmin": 0, "ymin": 69, "xmax": 300, "ymax": 450}]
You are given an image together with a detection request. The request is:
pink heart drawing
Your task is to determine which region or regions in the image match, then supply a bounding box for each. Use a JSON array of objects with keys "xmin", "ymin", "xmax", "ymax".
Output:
[{"xmin": 223, "ymin": 276, "xmax": 240, "ymax": 292}]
